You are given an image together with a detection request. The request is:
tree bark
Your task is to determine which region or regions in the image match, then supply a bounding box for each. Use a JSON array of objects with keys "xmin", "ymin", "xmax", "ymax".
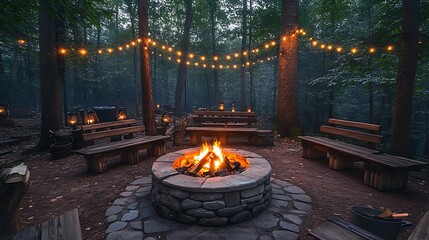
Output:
[
  {"xmin": 125, "ymin": 0, "xmax": 140, "ymax": 118},
  {"xmin": 390, "ymin": 0, "xmax": 420, "ymax": 157},
  {"xmin": 209, "ymin": 0, "xmax": 220, "ymax": 105},
  {"xmin": 174, "ymin": 0, "xmax": 193, "ymax": 116},
  {"xmin": 240, "ymin": 0, "xmax": 248, "ymax": 111},
  {"xmin": 37, "ymin": 0, "xmax": 64, "ymax": 150},
  {"xmin": 277, "ymin": 0, "xmax": 299, "ymax": 138},
  {"xmin": 138, "ymin": 0, "xmax": 157, "ymax": 135}
]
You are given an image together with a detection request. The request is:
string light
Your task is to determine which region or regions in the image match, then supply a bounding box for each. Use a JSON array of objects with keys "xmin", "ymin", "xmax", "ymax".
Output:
[
  {"xmin": 200, "ymin": 56, "xmax": 206, "ymax": 61},
  {"xmin": 98, "ymin": 49, "xmax": 103, "ymax": 54},
  {"xmin": 336, "ymin": 47, "xmax": 342, "ymax": 53},
  {"xmin": 107, "ymin": 48, "xmax": 113, "ymax": 53},
  {"xmin": 79, "ymin": 48, "xmax": 87, "ymax": 55},
  {"xmin": 351, "ymin": 48, "xmax": 358, "ymax": 54},
  {"xmin": 59, "ymin": 48, "xmax": 67, "ymax": 55},
  {"xmin": 369, "ymin": 48, "xmax": 376, "ymax": 53},
  {"xmin": 17, "ymin": 39, "xmax": 25, "ymax": 45},
  {"xmin": 387, "ymin": 45, "xmax": 394, "ymax": 51},
  {"xmin": 118, "ymin": 46, "xmax": 123, "ymax": 51}
]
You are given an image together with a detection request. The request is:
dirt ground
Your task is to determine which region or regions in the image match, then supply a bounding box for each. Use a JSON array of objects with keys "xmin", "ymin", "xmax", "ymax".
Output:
[{"xmin": 1, "ymin": 118, "xmax": 428, "ymax": 240}]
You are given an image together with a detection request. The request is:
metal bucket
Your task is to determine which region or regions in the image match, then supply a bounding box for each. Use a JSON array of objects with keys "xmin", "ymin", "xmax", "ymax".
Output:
[{"xmin": 350, "ymin": 206, "xmax": 402, "ymax": 240}]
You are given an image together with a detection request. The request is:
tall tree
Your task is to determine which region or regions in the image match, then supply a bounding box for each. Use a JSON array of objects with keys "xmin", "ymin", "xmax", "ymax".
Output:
[
  {"xmin": 125, "ymin": 0, "xmax": 140, "ymax": 117},
  {"xmin": 277, "ymin": 0, "xmax": 299, "ymax": 138},
  {"xmin": 209, "ymin": 0, "xmax": 220, "ymax": 104},
  {"xmin": 138, "ymin": 0, "xmax": 156, "ymax": 135},
  {"xmin": 37, "ymin": 0, "xmax": 65, "ymax": 149},
  {"xmin": 390, "ymin": 0, "xmax": 420, "ymax": 157},
  {"xmin": 240, "ymin": 0, "xmax": 248, "ymax": 111},
  {"xmin": 174, "ymin": 0, "xmax": 193, "ymax": 116}
]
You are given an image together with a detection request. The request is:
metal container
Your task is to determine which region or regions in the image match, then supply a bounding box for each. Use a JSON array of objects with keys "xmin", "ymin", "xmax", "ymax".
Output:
[{"xmin": 350, "ymin": 206, "xmax": 402, "ymax": 240}]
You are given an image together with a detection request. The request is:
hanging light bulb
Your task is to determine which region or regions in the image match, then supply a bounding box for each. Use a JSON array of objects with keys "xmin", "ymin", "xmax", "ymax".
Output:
[
  {"xmin": 79, "ymin": 48, "xmax": 87, "ymax": 55},
  {"xmin": 200, "ymin": 56, "xmax": 206, "ymax": 61},
  {"xmin": 312, "ymin": 41, "xmax": 318, "ymax": 46},
  {"xmin": 387, "ymin": 45, "xmax": 394, "ymax": 51},
  {"xmin": 351, "ymin": 48, "xmax": 358, "ymax": 54},
  {"xmin": 97, "ymin": 49, "xmax": 103, "ymax": 54},
  {"xmin": 168, "ymin": 47, "xmax": 173, "ymax": 52},
  {"xmin": 226, "ymin": 55, "xmax": 231, "ymax": 60},
  {"xmin": 369, "ymin": 48, "xmax": 376, "ymax": 53},
  {"xmin": 59, "ymin": 48, "xmax": 67, "ymax": 55},
  {"xmin": 213, "ymin": 56, "xmax": 218, "ymax": 61},
  {"xmin": 336, "ymin": 47, "xmax": 343, "ymax": 53}
]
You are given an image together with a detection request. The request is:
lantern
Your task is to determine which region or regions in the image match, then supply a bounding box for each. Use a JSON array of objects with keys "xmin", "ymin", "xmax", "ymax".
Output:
[
  {"xmin": 67, "ymin": 113, "xmax": 78, "ymax": 128},
  {"xmin": 0, "ymin": 104, "xmax": 7, "ymax": 119},
  {"xmin": 218, "ymin": 102, "xmax": 225, "ymax": 111},
  {"xmin": 231, "ymin": 101, "xmax": 236, "ymax": 112},
  {"xmin": 247, "ymin": 106, "xmax": 252, "ymax": 113},
  {"xmin": 117, "ymin": 109, "xmax": 127, "ymax": 120},
  {"xmin": 85, "ymin": 111, "xmax": 98, "ymax": 125},
  {"xmin": 162, "ymin": 112, "xmax": 170, "ymax": 125}
]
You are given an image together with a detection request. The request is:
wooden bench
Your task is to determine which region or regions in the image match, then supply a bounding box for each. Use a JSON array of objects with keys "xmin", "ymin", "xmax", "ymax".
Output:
[
  {"xmin": 15, "ymin": 208, "xmax": 82, "ymax": 240},
  {"xmin": 299, "ymin": 118, "xmax": 428, "ymax": 191},
  {"xmin": 73, "ymin": 122, "xmax": 169, "ymax": 173},
  {"xmin": 192, "ymin": 111, "xmax": 256, "ymax": 128},
  {"xmin": 186, "ymin": 126, "xmax": 258, "ymax": 145},
  {"xmin": 72, "ymin": 119, "xmax": 138, "ymax": 149}
]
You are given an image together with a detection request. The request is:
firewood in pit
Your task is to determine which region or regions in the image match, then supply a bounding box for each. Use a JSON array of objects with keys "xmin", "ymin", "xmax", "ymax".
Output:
[
  {"xmin": 209, "ymin": 158, "xmax": 216, "ymax": 177},
  {"xmin": 188, "ymin": 152, "xmax": 211, "ymax": 175},
  {"xmin": 224, "ymin": 156, "xmax": 235, "ymax": 171}
]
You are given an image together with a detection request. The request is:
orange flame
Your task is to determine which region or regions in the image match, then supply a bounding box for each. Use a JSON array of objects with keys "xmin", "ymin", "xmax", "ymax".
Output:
[{"xmin": 193, "ymin": 141, "xmax": 224, "ymax": 172}]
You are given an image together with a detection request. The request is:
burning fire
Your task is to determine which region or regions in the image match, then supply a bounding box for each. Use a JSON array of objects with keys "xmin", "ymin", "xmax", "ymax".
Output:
[
  {"xmin": 194, "ymin": 141, "xmax": 224, "ymax": 172},
  {"xmin": 173, "ymin": 141, "xmax": 249, "ymax": 177}
]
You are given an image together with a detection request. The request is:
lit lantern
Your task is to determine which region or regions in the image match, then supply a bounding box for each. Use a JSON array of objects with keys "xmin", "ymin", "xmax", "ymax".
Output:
[
  {"xmin": 85, "ymin": 111, "xmax": 98, "ymax": 125},
  {"xmin": 231, "ymin": 102, "xmax": 236, "ymax": 112},
  {"xmin": 162, "ymin": 112, "xmax": 170, "ymax": 124},
  {"xmin": 67, "ymin": 113, "xmax": 78, "ymax": 128},
  {"xmin": 0, "ymin": 104, "xmax": 8, "ymax": 119},
  {"xmin": 117, "ymin": 109, "xmax": 127, "ymax": 120},
  {"xmin": 218, "ymin": 102, "xmax": 225, "ymax": 111},
  {"xmin": 247, "ymin": 106, "xmax": 252, "ymax": 113}
]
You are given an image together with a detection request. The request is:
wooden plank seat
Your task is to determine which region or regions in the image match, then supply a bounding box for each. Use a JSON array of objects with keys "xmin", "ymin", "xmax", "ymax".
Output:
[
  {"xmin": 71, "ymin": 119, "xmax": 138, "ymax": 149},
  {"xmin": 299, "ymin": 118, "xmax": 428, "ymax": 191},
  {"xmin": 74, "ymin": 135, "xmax": 169, "ymax": 173},
  {"xmin": 73, "ymin": 121, "xmax": 168, "ymax": 173},
  {"xmin": 186, "ymin": 127, "xmax": 258, "ymax": 145},
  {"xmin": 192, "ymin": 111, "xmax": 256, "ymax": 128},
  {"xmin": 15, "ymin": 208, "xmax": 82, "ymax": 240}
]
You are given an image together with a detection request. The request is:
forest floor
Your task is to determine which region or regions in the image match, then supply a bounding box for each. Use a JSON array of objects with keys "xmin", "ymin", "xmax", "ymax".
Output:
[{"xmin": 1, "ymin": 118, "xmax": 429, "ymax": 240}]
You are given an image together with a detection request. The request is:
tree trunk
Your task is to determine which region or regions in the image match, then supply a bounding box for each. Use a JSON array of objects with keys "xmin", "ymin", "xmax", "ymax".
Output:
[
  {"xmin": 277, "ymin": 0, "xmax": 299, "ymax": 138},
  {"xmin": 390, "ymin": 0, "xmax": 420, "ymax": 157},
  {"xmin": 174, "ymin": 0, "xmax": 193, "ymax": 116},
  {"xmin": 125, "ymin": 0, "xmax": 140, "ymax": 117},
  {"xmin": 209, "ymin": 0, "xmax": 220, "ymax": 104},
  {"xmin": 248, "ymin": 0, "xmax": 254, "ymax": 108},
  {"xmin": 240, "ymin": 0, "xmax": 248, "ymax": 111},
  {"xmin": 138, "ymin": 0, "xmax": 157, "ymax": 135},
  {"xmin": 37, "ymin": 0, "xmax": 64, "ymax": 150}
]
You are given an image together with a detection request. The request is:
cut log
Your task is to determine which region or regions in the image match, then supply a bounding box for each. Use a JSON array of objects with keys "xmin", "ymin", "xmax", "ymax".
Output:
[
  {"xmin": 188, "ymin": 152, "xmax": 211, "ymax": 175},
  {"xmin": 0, "ymin": 164, "xmax": 30, "ymax": 238},
  {"xmin": 209, "ymin": 158, "xmax": 216, "ymax": 177}
]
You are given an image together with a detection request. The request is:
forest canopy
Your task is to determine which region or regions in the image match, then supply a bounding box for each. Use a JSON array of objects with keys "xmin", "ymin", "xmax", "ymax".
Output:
[{"xmin": 0, "ymin": 0, "xmax": 428, "ymax": 158}]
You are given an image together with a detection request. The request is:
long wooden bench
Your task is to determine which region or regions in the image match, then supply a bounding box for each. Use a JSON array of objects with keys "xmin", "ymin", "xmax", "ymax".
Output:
[
  {"xmin": 186, "ymin": 126, "xmax": 258, "ymax": 145},
  {"xmin": 73, "ymin": 122, "xmax": 169, "ymax": 173},
  {"xmin": 72, "ymin": 119, "xmax": 137, "ymax": 149},
  {"xmin": 192, "ymin": 111, "xmax": 256, "ymax": 128},
  {"xmin": 299, "ymin": 118, "xmax": 428, "ymax": 191}
]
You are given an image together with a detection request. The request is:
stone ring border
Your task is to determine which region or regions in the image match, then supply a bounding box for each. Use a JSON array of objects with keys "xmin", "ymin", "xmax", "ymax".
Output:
[{"xmin": 151, "ymin": 148, "xmax": 272, "ymax": 192}]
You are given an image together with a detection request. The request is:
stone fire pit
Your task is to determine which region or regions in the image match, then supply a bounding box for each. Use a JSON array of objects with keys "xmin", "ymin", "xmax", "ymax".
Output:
[{"xmin": 151, "ymin": 148, "xmax": 272, "ymax": 226}]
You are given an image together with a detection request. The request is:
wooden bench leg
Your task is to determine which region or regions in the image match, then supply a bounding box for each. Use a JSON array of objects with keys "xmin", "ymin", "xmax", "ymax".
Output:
[
  {"xmin": 121, "ymin": 150, "xmax": 139, "ymax": 165},
  {"xmin": 364, "ymin": 164, "xmax": 408, "ymax": 191},
  {"xmin": 86, "ymin": 156, "xmax": 107, "ymax": 173},
  {"xmin": 218, "ymin": 134, "xmax": 228, "ymax": 145},
  {"xmin": 148, "ymin": 143, "xmax": 166, "ymax": 157},
  {"xmin": 190, "ymin": 133, "xmax": 200, "ymax": 145},
  {"xmin": 302, "ymin": 144, "xmax": 326, "ymax": 159},
  {"xmin": 328, "ymin": 152, "xmax": 354, "ymax": 170}
]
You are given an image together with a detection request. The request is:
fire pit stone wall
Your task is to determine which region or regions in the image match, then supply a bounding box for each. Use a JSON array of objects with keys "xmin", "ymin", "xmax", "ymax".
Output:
[{"xmin": 151, "ymin": 148, "xmax": 272, "ymax": 226}]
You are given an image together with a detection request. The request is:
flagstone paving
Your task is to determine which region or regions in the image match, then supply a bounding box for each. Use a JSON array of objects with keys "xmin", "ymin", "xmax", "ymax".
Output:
[{"xmin": 105, "ymin": 175, "xmax": 311, "ymax": 240}]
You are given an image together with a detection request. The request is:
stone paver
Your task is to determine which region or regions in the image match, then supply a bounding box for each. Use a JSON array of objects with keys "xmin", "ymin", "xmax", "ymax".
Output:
[{"xmin": 105, "ymin": 174, "xmax": 311, "ymax": 240}]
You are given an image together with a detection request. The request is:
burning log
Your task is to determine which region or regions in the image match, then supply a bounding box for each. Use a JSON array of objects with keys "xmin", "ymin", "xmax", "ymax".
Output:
[
  {"xmin": 209, "ymin": 158, "xmax": 216, "ymax": 177},
  {"xmin": 188, "ymin": 152, "xmax": 211, "ymax": 175}
]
